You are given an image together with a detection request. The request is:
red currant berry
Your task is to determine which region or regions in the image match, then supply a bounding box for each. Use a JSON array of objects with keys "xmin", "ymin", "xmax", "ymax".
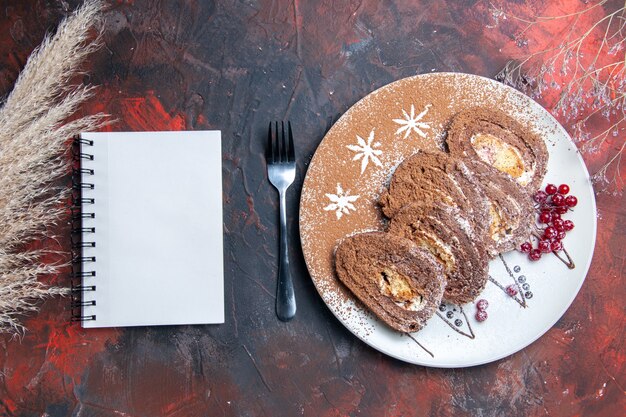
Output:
[
  {"xmin": 565, "ymin": 195, "xmax": 578, "ymax": 207},
  {"xmin": 558, "ymin": 184, "xmax": 570, "ymax": 194},
  {"xmin": 550, "ymin": 240, "xmax": 563, "ymax": 251},
  {"xmin": 476, "ymin": 299, "xmax": 489, "ymax": 311},
  {"xmin": 475, "ymin": 310, "xmax": 488, "ymax": 322},
  {"xmin": 563, "ymin": 220, "xmax": 574, "ymax": 231},
  {"xmin": 539, "ymin": 212, "xmax": 552, "ymax": 224},
  {"xmin": 557, "ymin": 231, "xmax": 566, "ymax": 240},
  {"xmin": 545, "ymin": 184, "xmax": 557, "ymax": 195},
  {"xmin": 538, "ymin": 239, "xmax": 552, "ymax": 253},
  {"xmin": 529, "ymin": 249, "xmax": 542, "ymax": 261},
  {"xmin": 551, "ymin": 212, "xmax": 561, "ymax": 221},
  {"xmin": 553, "ymin": 218, "xmax": 565, "ymax": 231},
  {"xmin": 506, "ymin": 285, "xmax": 519, "ymax": 296},
  {"xmin": 556, "ymin": 206, "xmax": 569, "ymax": 214},
  {"xmin": 534, "ymin": 191, "xmax": 548, "ymax": 204},
  {"xmin": 551, "ymin": 194, "xmax": 565, "ymax": 206},
  {"xmin": 520, "ymin": 242, "xmax": 532, "ymax": 253},
  {"xmin": 544, "ymin": 226, "xmax": 557, "ymax": 239}
]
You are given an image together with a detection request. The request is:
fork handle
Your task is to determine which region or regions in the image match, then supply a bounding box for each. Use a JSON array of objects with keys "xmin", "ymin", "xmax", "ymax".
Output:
[{"xmin": 276, "ymin": 189, "xmax": 296, "ymax": 321}]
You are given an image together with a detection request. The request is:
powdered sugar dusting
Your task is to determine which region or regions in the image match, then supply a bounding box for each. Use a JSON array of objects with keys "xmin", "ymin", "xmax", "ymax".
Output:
[
  {"xmin": 346, "ymin": 130, "xmax": 383, "ymax": 175},
  {"xmin": 393, "ymin": 104, "xmax": 433, "ymax": 139},
  {"xmin": 323, "ymin": 184, "xmax": 360, "ymax": 219}
]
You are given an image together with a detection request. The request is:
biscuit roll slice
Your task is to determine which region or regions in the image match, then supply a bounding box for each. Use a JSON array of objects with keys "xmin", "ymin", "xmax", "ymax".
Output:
[
  {"xmin": 379, "ymin": 151, "xmax": 490, "ymax": 240},
  {"xmin": 388, "ymin": 203, "xmax": 489, "ymax": 304},
  {"xmin": 464, "ymin": 160, "xmax": 534, "ymax": 254},
  {"xmin": 446, "ymin": 107, "xmax": 548, "ymax": 191},
  {"xmin": 334, "ymin": 232, "xmax": 446, "ymax": 333}
]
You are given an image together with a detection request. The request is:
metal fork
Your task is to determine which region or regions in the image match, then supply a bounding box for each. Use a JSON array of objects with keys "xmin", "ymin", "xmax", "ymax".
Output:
[{"xmin": 266, "ymin": 121, "xmax": 297, "ymax": 321}]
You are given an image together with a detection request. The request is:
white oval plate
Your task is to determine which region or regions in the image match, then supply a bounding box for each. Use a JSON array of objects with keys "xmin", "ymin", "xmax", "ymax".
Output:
[{"xmin": 299, "ymin": 73, "xmax": 597, "ymax": 367}]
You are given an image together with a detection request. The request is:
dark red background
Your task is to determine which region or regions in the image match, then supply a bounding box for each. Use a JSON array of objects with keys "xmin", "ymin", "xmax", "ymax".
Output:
[{"xmin": 0, "ymin": 1, "xmax": 624, "ymax": 416}]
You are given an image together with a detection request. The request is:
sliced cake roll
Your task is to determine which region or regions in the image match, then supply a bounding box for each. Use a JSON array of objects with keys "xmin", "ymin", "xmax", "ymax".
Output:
[
  {"xmin": 379, "ymin": 151, "xmax": 490, "ymax": 241},
  {"xmin": 463, "ymin": 160, "xmax": 535, "ymax": 254},
  {"xmin": 446, "ymin": 107, "xmax": 548, "ymax": 191},
  {"xmin": 387, "ymin": 203, "xmax": 489, "ymax": 305},
  {"xmin": 334, "ymin": 232, "xmax": 446, "ymax": 333}
]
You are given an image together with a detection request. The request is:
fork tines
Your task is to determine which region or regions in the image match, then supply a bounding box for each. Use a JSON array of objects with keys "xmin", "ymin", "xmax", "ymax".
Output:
[{"xmin": 267, "ymin": 121, "xmax": 295, "ymax": 163}]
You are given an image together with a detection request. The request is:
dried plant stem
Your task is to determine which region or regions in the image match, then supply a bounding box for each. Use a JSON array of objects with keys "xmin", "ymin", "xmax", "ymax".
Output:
[
  {"xmin": 593, "ymin": 139, "xmax": 626, "ymax": 185},
  {"xmin": 492, "ymin": 0, "xmax": 626, "ymax": 192},
  {"xmin": 0, "ymin": 0, "xmax": 106, "ymax": 334}
]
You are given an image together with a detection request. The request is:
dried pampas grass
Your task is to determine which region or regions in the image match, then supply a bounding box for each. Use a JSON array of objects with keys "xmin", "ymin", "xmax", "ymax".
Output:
[{"xmin": 0, "ymin": 0, "xmax": 106, "ymax": 334}]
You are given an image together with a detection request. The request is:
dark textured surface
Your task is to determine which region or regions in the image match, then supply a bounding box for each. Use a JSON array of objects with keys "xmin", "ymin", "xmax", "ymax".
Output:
[{"xmin": 0, "ymin": 1, "xmax": 624, "ymax": 416}]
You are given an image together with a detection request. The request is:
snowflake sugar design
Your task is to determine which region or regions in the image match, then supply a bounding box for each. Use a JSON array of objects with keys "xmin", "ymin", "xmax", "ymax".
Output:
[
  {"xmin": 393, "ymin": 104, "xmax": 432, "ymax": 139},
  {"xmin": 346, "ymin": 130, "xmax": 383, "ymax": 175},
  {"xmin": 324, "ymin": 184, "xmax": 359, "ymax": 219}
]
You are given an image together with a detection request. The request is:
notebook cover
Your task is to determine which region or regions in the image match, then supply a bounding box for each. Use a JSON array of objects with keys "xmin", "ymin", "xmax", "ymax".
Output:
[{"xmin": 78, "ymin": 131, "xmax": 224, "ymax": 328}]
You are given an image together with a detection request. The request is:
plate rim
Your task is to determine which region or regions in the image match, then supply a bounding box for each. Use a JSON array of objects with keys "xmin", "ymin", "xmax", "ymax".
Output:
[{"xmin": 298, "ymin": 71, "xmax": 598, "ymax": 367}]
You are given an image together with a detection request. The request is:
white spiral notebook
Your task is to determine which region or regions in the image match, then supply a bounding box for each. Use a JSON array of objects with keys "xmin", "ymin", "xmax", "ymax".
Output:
[{"xmin": 72, "ymin": 131, "xmax": 224, "ymax": 328}]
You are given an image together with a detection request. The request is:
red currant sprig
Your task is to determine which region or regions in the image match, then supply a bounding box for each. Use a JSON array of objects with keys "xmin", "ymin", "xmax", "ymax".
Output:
[{"xmin": 519, "ymin": 183, "xmax": 577, "ymax": 261}]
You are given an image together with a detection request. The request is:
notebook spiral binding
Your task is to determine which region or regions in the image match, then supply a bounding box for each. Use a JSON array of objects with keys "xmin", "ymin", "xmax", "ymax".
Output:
[{"xmin": 71, "ymin": 138, "xmax": 97, "ymax": 322}]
